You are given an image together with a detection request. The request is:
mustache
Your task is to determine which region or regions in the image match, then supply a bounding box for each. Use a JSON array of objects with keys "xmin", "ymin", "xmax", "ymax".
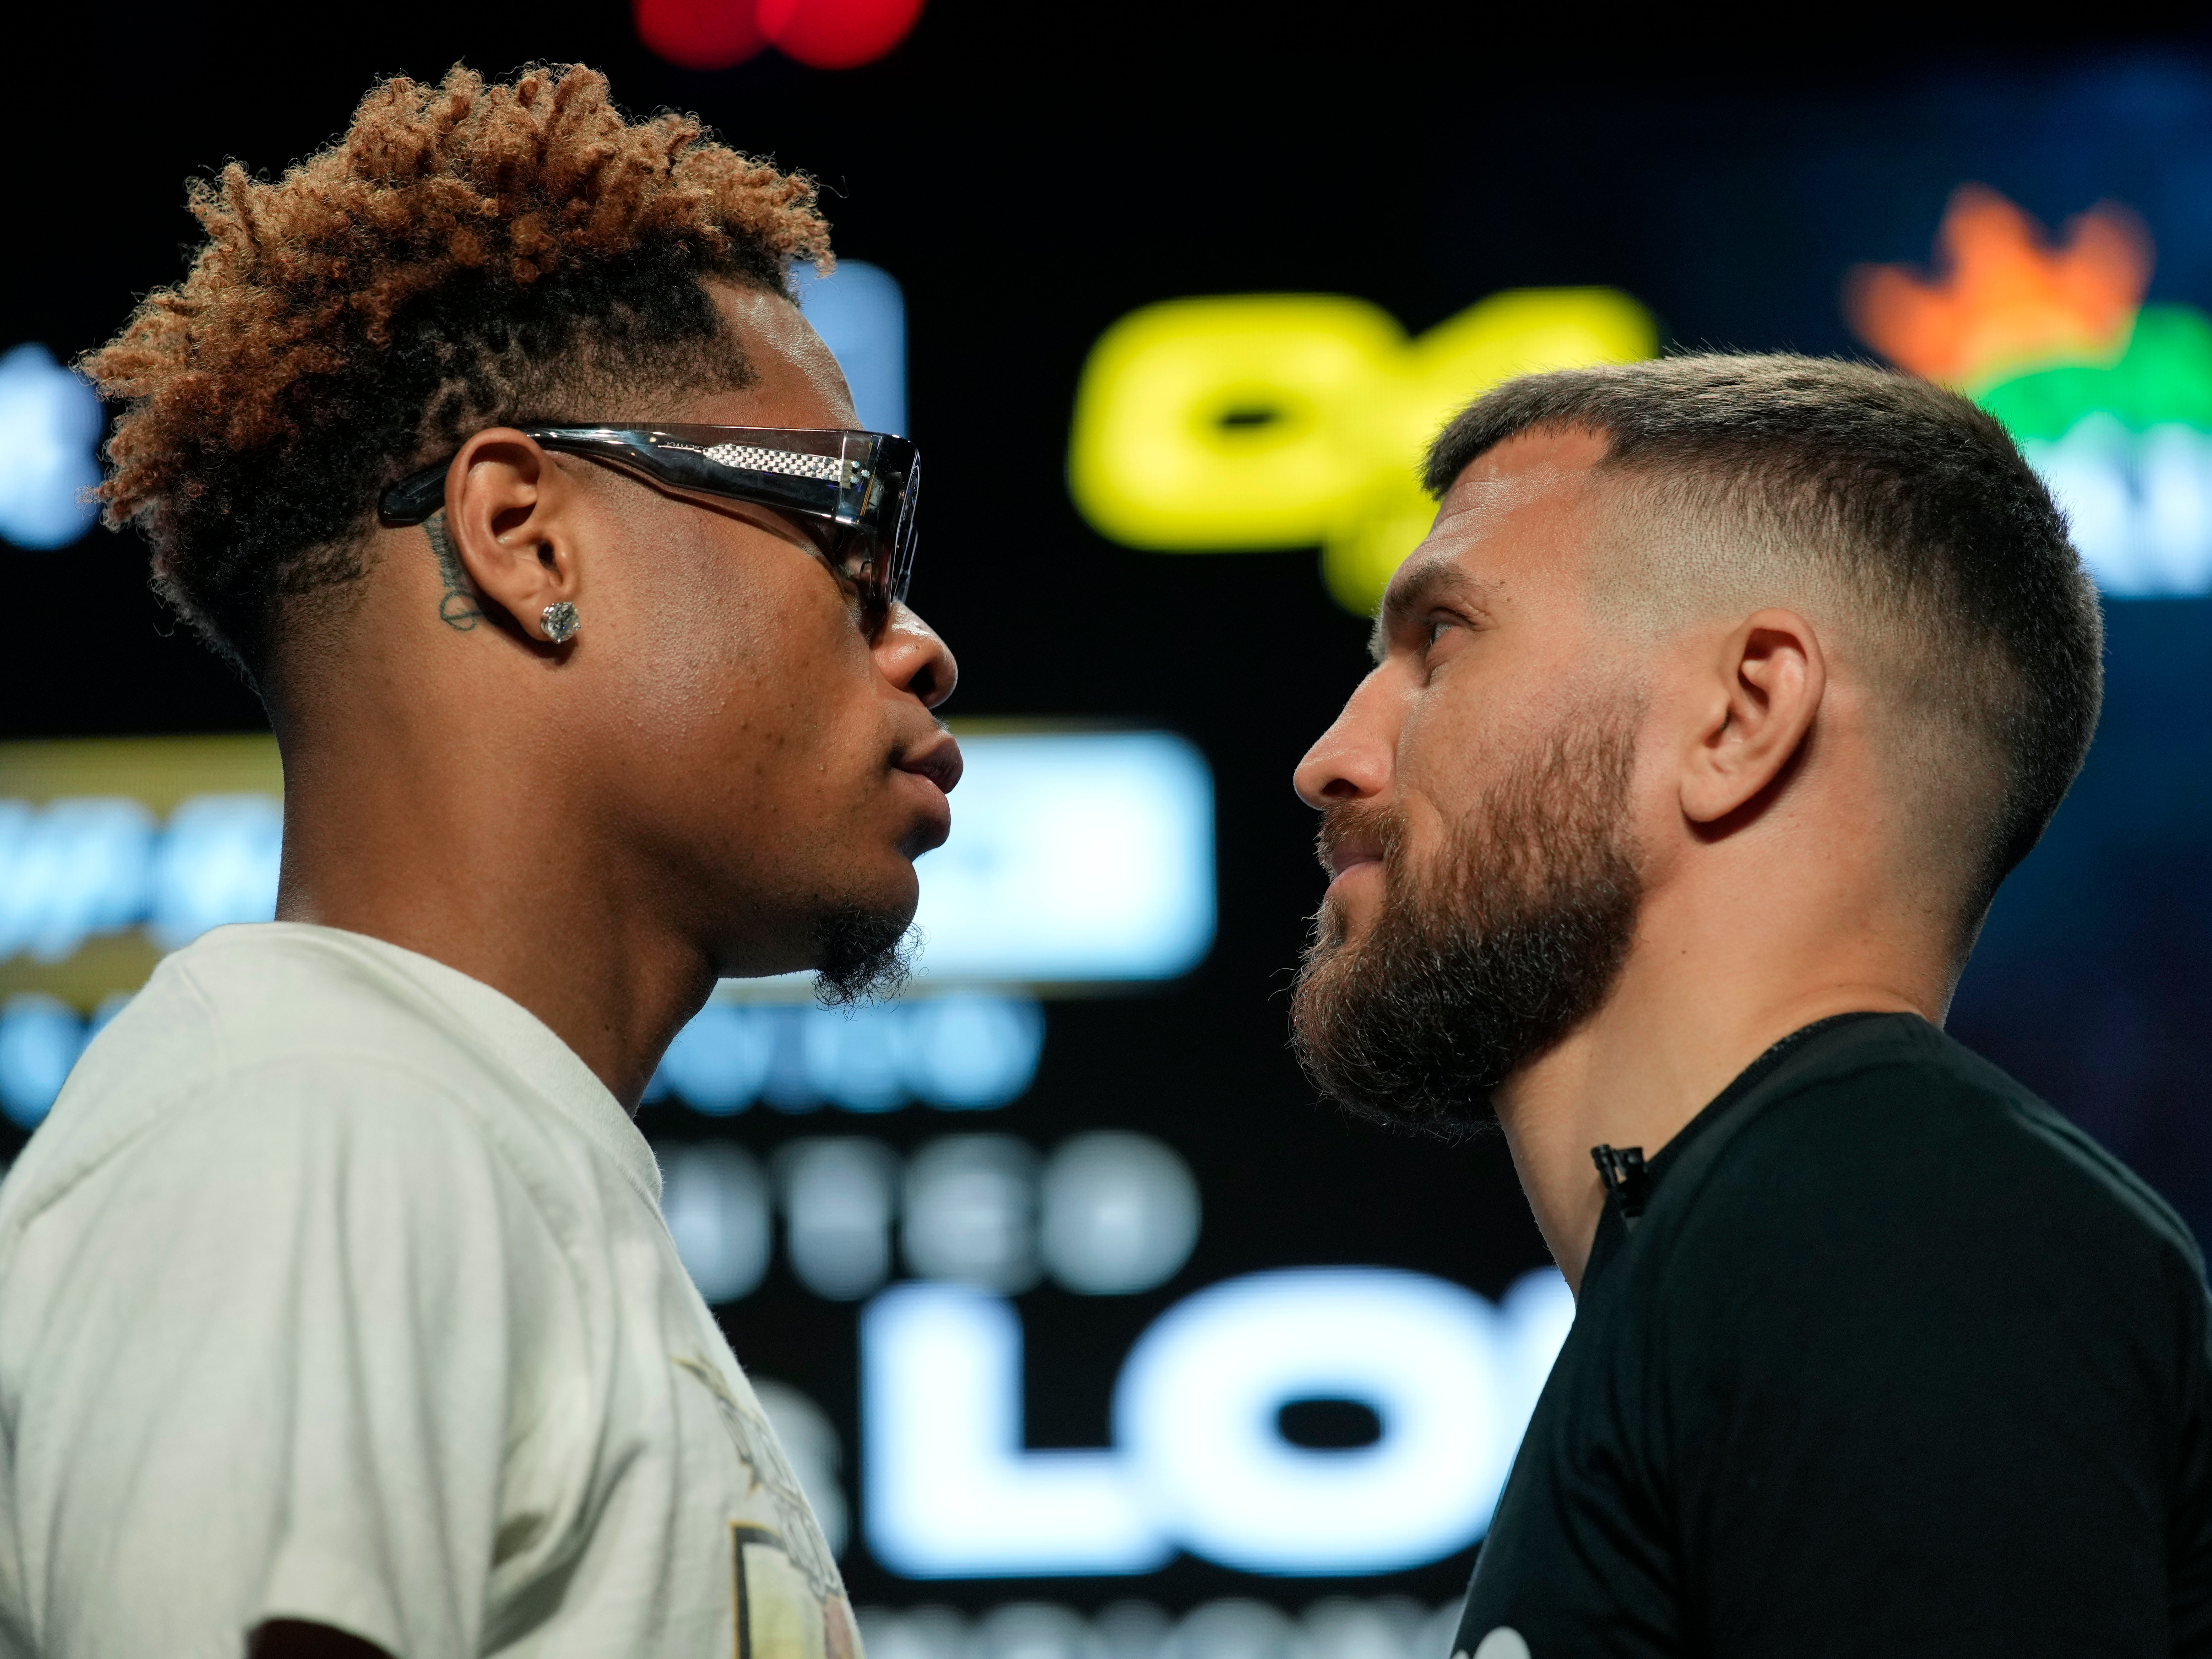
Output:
[{"xmin": 1314, "ymin": 798, "xmax": 1404, "ymax": 877}]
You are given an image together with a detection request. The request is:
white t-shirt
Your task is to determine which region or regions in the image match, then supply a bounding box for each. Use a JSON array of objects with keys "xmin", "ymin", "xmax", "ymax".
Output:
[{"xmin": 0, "ymin": 923, "xmax": 856, "ymax": 1659}]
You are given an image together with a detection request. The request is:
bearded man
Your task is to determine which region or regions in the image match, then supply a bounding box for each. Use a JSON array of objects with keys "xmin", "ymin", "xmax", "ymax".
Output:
[
  {"xmin": 0, "ymin": 67, "xmax": 956, "ymax": 1659},
  {"xmin": 1292, "ymin": 357, "xmax": 2212, "ymax": 1656}
]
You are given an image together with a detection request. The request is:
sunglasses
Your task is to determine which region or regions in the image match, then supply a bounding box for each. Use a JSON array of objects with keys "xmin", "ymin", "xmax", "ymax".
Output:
[{"xmin": 378, "ymin": 424, "xmax": 921, "ymax": 621}]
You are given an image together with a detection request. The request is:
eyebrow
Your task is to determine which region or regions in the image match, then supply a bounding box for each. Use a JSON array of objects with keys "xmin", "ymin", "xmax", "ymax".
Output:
[{"xmin": 1369, "ymin": 559, "xmax": 1493, "ymax": 664}]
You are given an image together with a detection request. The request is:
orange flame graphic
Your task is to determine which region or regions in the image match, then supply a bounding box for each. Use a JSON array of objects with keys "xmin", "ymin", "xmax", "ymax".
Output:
[{"xmin": 1844, "ymin": 185, "xmax": 2152, "ymax": 390}]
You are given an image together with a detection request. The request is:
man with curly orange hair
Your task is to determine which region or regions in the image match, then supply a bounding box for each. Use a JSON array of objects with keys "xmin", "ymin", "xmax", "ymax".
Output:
[{"xmin": 0, "ymin": 64, "xmax": 957, "ymax": 1659}]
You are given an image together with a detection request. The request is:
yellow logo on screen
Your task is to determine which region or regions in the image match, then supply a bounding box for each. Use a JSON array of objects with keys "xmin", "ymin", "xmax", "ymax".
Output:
[{"xmin": 1067, "ymin": 289, "xmax": 1657, "ymax": 613}]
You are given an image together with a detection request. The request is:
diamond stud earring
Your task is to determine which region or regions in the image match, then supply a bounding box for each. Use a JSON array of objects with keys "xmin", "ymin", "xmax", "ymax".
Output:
[{"xmin": 541, "ymin": 601, "xmax": 580, "ymax": 644}]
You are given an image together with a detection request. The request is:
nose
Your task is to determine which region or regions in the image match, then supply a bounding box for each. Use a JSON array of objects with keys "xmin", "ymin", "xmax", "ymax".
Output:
[
  {"xmin": 1293, "ymin": 671, "xmax": 1395, "ymax": 810},
  {"xmin": 874, "ymin": 602, "xmax": 958, "ymax": 709}
]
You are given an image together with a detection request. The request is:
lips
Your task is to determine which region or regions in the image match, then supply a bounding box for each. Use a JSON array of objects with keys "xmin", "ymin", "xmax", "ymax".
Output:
[
  {"xmin": 892, "ymin": 728, "xmax": 961, "ymax": 856},
  {"xmin": 897, "ymin": 728, "xmax": 963, "ymax": 794},
  {"xmin": 1326, "ymin": 843, "xmax": 1384, "ymax": 880}
]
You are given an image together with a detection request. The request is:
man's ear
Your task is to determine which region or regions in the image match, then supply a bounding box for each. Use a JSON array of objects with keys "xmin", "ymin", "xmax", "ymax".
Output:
[
  {"xmin": 1679, "ymin": 607, "xmax": 1827, "ymax": 826},
  {"xmin": 440, "ymin": 430, "xmax": 584, "ymax": 644}
]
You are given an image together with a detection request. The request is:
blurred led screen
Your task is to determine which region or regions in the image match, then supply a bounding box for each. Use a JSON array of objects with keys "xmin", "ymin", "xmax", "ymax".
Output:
[
  {"xmin": 907, "ymin": 730, "xmax": 1215, "ymax": 984},
  {"xmin": 794, "ymin": 260, "xmax": 908, "ymax": 435}
]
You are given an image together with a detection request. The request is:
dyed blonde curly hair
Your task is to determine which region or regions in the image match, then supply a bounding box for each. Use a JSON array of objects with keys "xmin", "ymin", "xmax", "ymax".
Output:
[{"xmin": 81, "ymin": 62, "xmax": 832, "ymax": 678}]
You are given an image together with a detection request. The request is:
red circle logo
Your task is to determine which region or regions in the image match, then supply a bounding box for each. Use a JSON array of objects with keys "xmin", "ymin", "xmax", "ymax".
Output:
[{"xmin": 633, "ymin": 0, "xmax": 925, "ymax": 70}]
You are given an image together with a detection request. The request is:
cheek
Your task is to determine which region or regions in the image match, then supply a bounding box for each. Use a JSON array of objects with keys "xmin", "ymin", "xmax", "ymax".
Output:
[
  {"xmin": 610, "ymin": 533, "xmax": 847, "ymax": 724},
  {"xmin": 617, "ymin": 567, "xmax": 771, "ymax": 737},
  {"xmin": 1393, "ymin": 686, "xmax": 1505, "ymax": 832},
  {"xmin": 576, "ymin": 509, "xmax": 898, "ymax": 853},
  {"xmin": 1396, "ymin": 645, "xmax": 1603, "ymax": 817}
]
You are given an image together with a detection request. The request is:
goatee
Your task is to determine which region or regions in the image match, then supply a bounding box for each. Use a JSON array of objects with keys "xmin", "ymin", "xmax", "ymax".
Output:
[
  {"xmin": 1289, "ymin": 708, "xmax": 1643, "ymax": 1135},
  {"xmin": 814, "ymin": 906, "xmax": 916, "ymax": 1008}
]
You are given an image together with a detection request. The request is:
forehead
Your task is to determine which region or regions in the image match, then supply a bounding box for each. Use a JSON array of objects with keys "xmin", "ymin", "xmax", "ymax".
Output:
[
  {"xmin": 688, "ymin": 280, "xmax": 858, "ymax": 429},
  {"xmin": 1424, "ymin": 425, "xmax": 1619, "ymax": 579},
  {"xmin": 1371, "ymin": 425, "xmax": 1619, "ymax": 632}
]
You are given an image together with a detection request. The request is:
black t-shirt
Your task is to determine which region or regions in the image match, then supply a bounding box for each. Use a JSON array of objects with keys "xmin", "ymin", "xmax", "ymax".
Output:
[{"xmin": 1454, "ymin": 1013, "xmax": 2212, "ymax": 1658}]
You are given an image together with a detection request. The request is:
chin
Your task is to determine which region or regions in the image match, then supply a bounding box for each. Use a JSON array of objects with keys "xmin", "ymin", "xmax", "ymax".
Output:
[
  {"xmin": 858, "ymin": 859, "xmax": 921, "ymax": 931},
  {"xmin": 696, "ymin": 825, "xmax": 925, "ymax": 977},
  {"xmin": 701, "ymin": 887, "xmax": 905, "ymax": 983},
  {"xmin": 806, "ymin": 860, "xmax": 921, "ymax": 962}
]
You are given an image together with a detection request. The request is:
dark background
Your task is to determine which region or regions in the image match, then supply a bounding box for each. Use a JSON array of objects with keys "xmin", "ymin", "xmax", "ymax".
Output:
[{"xmin": 8, "ymin": 2, "xmax": 2212, "ymax": 1613}]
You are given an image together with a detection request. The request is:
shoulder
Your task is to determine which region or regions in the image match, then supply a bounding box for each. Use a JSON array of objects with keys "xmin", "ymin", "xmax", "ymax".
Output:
[
  {"xmin": 161, "ymin": 921, "xmax": 523, "ymax": 1074},
  {"xmin": 57, "ymin": 922, "xmax": 515, "ymax": 1094},
  {"xmin": 1630, "ymin": 1017, "xmax": 2208, "ymax": 1400},
  {"xmin": 0, "ymin": 926, "xmax": 563, "ymax": 1259},
  {"xmin": 1549, "ymin": 1022, "xmax": 2212, "ymax": 1646},
  {"xmin": 1680, "ymin": 1016, "xmax": 2198, "ymax": 1275}
]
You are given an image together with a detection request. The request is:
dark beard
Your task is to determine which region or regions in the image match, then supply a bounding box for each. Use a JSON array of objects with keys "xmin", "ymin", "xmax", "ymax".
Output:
[
  {"xmin": 813, "ymin": 906, "xmax": 916, "ymax": 1008},
  {"xmin": 1289, "ymin": 709, "xmax": 1642, "ymax": 1136}
]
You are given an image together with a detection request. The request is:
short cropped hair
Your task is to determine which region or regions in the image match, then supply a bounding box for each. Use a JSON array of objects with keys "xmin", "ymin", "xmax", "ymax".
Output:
[
  {"xmin": 82, "ymin": 64, "xmax": 830, "ymax": 681},
  {"xmin": 1424, "ymin": 354, "xmax": 2102, "ymax": 932}
]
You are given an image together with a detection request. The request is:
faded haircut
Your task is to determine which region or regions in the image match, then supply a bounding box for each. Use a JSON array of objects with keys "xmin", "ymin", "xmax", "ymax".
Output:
[{"xmin": 1423, "ymin": 353, "xmax": 2103, "ymax": 939}]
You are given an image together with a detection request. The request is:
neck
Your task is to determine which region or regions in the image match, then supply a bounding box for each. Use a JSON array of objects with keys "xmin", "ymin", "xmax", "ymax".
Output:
[
  {"xmin": 1493, "ymin": 870, "xmax": 1948, "ymax": 1293},
  {"xmin": 269, "ymin": 708, "xmax": 713, "ymax": 1114}
]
